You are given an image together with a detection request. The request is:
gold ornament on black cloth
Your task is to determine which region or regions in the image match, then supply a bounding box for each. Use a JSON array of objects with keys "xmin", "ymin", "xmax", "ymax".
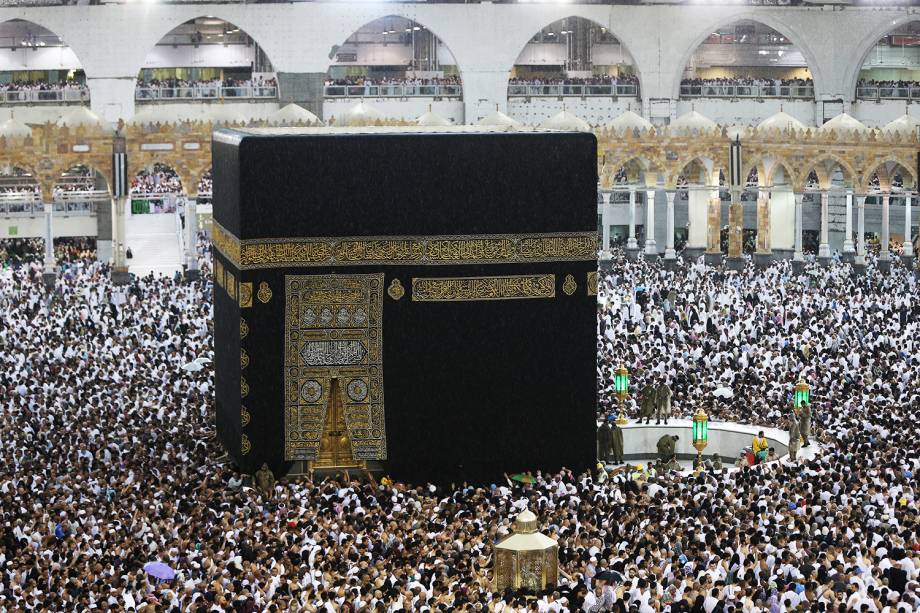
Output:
[
  {"xmin": 257, "ymin": 281, "xmax": 273, "ymax": 304},
  {"xmin": 563, "ymin": 274, "xmax": 577, "ymax": 296},
  {"xmin": 387, "ymin": 278, "xmax": 405, "ymax": 300}
]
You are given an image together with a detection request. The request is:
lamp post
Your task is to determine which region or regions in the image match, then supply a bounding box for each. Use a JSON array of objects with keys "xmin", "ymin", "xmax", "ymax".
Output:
[
  {"xmin": 692, "ymin": 407, "xmax": 709, "ymax": 469},
  {"xmin": 793, "ymin": 378, "xmax": 811, "ymax": 411},
  {"xmin": 614, "ymin": 363, "xmax": 629, "ymax": 425}
]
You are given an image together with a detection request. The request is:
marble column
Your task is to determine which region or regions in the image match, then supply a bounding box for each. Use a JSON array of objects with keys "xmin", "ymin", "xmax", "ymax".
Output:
[
  {"xmin": 625, "ymin": 186, "xmax": 639, "ymax": 260},
  {"xmin": 879, "ymin": 192, "xmax": 891, "ymax": 271},
  {"xmin": 754, "ymin": 188, "xmax": 771, "ymax": 267},
  {"xmin": 817, "ymin": 189, "xmax": 831, "ymax": 263},
  {"xmin": 842, "ymin": 189, "xmax": 855, "ymax": 261},
  {"xmin": 664, "ymin": 190, "xmax": 676, "ymax": 263},
  {"xmin": 902, "ymin": 193, "xmax": 914, "ymax": 265},
  {"xmin": 42, "ymin": 203, "xmax": 56, "ymax": 289},
  {"xmin": 644, "ymin": 188, "xmax": 657, "ymax": 255},
  {"xmin": 186, "ymin": 199, "xmax": 199, "ymax": 281},
  {"xmin": 726, "ymin": 190, "xmax": 744, "ymax": 270},
  {"xmin": 704, "ymin": 192, "xmax": 722, "ymax": 266},
  {"xmin": 855, "ymin": 194, "xmax": 866, "ymax": 270},
  {"xmin": 626, "ymin": 187, "xmax": 638, "ymax": 249},
  {"xmin": 111, "ymin": 195, "xmax": 130, "ymax": 284},
  {"xmin": 792, "ymin": 193, "xmax": 804, "ymax": 269}
]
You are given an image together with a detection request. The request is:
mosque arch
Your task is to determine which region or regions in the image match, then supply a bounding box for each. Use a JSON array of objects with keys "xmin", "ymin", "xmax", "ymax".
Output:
[
  {"xmin": 0, "ymin": 19, "xmax": 86, "ymax": 95},
  {"xmin": 137, "ymin": 16, "xmax": 275, "ymax": 95},
  {"xmin": 799, "ymin": 155, "xmax": 857, "ymax": 191},
  {"xmin": 765, "ymin": 159, "xmax": 797, "ymax": 189},
  {"xmin": 325, "ymin": 15, "xmax": 463, "ymax": 95},
  {"xmin": 675, "ymin": 16, "xmax": 821, "ymax": 100},
  {"xmin": 861, "ymin": 159, "xmax": 916, "ymax": 193},
  {"xmin": 845, "ymin": 17, "xmax": 920, "ymax": 102},
  {"xmin": 507, "ymin": 16, "xmax": 640, "ymax": 95}
]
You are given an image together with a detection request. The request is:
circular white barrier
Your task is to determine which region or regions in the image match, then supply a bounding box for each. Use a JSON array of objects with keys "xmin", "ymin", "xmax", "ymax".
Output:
[{"xmin": 602, "ymin": 418, "xmax": 792, "ymax": 465}]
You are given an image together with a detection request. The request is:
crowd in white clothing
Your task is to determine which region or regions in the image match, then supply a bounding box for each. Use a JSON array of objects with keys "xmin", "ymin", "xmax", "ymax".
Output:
[{"xmin": 0, "ymin": 240, "xmax": 917, "ymax": 612}]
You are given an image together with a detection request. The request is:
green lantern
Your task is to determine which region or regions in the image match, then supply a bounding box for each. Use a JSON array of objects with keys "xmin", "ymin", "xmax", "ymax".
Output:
[
  {"xmin": 613, "ymin": 364, "xmax": 629, "ymax": 399},
  {"xmin": 692, "ymin": 408, "xmax": 709, "ymax": 470},
  {"xmin": 613, "ymin": 364, "xmax": 630, "ymax": 425},
  {"xmin": 794, "ymin": 378, "xmax": 811, "ymax": 409}
]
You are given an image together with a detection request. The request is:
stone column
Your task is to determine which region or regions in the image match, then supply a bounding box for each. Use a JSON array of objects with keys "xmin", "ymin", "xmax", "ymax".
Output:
[
  {"xmin": 754, "ymin": 188, "xmax": 772, "ymax": 268},
  {"xmin": 186, "ymin": 199, "xmax": 200, "ymax": 281},
  {"xmin": 879, "ymin": 192, "xmax": 891, "ymax": 272},
  {"xmin": 842, "ymin": 189, "xmax": 855, "ymax": 262},
  {"xmin": 704, "ymin": 193, "xmax": 722, "ymax": 266},
  {"xmin": 111, "ymin": 195, "xmax": 130, "ymax": 285},
  {"xmin": 87, "ymin": 77, "xmax": 135, "ymax": 124},
  {"xmin": 902, "ymin": 193, "xmax": 914, "ymax": 267},
  {"xmin": 726, "ymin": 190, "xmax": 744, "ymax": 271},
  {"xmin": 276, "ymin": 72, "xmax": 327, "ymax": 119},
  {"xmin": 42, "ymin": 203, "xmax": 56, "ymax": 290},
  {"xmin": 600, "ymin": 191, "xmax": 611, "ymax": 259},
  {"xmin": 817, "ymin": 189, "xmax": 831, "ymax": 264},
  {"xmin": 792, "ymin": 193, "xmax": 805, "ymax": 272},
  {"xmin": 626, "ymin": 186, "xmax": 639, "ymax": 259},
  {"xmin": 664, "ymin": 190, "xmax": 676, "ymax": 265},
  {"xmin": 855, "ymin": 194, "xmax": 866, "ymax": 272},
  {"xmin": 644, "ymin": 188, "xmax": 657, "ymax": 256}
]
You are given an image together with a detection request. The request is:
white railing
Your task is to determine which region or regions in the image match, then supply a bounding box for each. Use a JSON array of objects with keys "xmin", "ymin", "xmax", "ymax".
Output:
[
  {"xmin": 679, "ymin": 84, "xmax": 814, "ymax": 99},
  {"xmin": 0, "ymin": 190, "xmax": 104, "ymax": 216},
  {"xmin": 855, "ymin": 86, "xmax": 920, "ymax": 101},
  {"xmin": 323, "ymin": 84, "xmax": 462, "ymax": 98},
  {"xmin": 135, "ymin": 86, "xmax": 278, "ymax": 102},
  {"xmin": 507, "ymin": 84, "xmax": 639, "ymax": 97},
  {"xmin": 0, "ymin": 88, "xmax": 89, "ymax": 104}
]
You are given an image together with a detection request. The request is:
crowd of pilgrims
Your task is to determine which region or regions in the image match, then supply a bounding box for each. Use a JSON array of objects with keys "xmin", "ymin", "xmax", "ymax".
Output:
[
  {"xmin": 0, "ymin": 236, "xmax": 918, "ymax": 612},
  {"xmin": 679, "ymin": 77, "xmax": 813, "ymax": 91}
]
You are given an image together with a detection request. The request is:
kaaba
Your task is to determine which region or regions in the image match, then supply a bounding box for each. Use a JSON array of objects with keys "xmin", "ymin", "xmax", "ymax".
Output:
[{"xmin": 211, "ymin": 126, "xmax": 598, "ymax": 484}]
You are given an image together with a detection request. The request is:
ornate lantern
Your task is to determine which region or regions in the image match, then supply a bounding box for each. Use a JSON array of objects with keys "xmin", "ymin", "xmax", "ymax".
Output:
[
  {"xmin": 793, "ymin": 378, "xmax": 811, "ymax": 410},
  {"xmin": 494, "ymin": 510, "xmax": 559, "ymax": 592},
  {"xmin": 691, "ymin": 408, "xmax": 709, "ymax": 467},
  {"xmin": 614, "ymin": 363, "xmax": 630, "ymax": 425}
]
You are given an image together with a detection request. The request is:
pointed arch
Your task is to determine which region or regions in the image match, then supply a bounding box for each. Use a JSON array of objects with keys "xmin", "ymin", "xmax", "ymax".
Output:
[
  {"xmin": 674, "ymin": 15, "xmax": 821, "ymax": 100},
  {"xmin": 797, "ymin": 154, "xmax": 857, "ymax": 192},
  {"xmin": 860, "ymin": 158, "xmax": 916, "ymax": 193},
  {"xmin": 844, "ymin": 16, "xmax": 920, "ymax": 103}
]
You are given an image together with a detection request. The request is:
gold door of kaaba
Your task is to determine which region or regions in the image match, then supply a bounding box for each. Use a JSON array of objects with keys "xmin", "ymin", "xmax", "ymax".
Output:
[{"xmin": 284, "ymin": 274, "xmax": 387, "ymax": 463}]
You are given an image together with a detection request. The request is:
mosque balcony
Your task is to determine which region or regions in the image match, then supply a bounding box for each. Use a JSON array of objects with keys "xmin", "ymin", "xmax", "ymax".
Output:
[
  {"xmin": 679, "ymin": 84, "xmax": 814, "ymax": 99},
  {"xmin": 855, "ymin": 86, "xmax": 920, "ymax": 101},
  {"xmin": 507, "ymin": 84, "xmax": 638, "ymax": 98},
  {"xmin": 0, "ymin": 192, "xmax": 104, "ymax": 217},
  {"xmin": 323, "ymin": 84, "xmax": 462, "ymax": 99},
  {"xmin": 135, "ymin": 85, "xmax": 277, "ymax": 103},
  {"xmin": 0, "ymin": 88, "xmax": 89, "ymax": 105}
]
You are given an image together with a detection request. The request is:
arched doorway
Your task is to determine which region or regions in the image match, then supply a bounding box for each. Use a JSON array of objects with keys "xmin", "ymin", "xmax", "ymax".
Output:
[
  {"xmin": 855, "ymin": 21, "xmax": 920, "ymax": 102},
  {"xmin": 130, "ymin": 163, "xmax": 184, "ymax": 214},
  {"xmin": 323, "ymin": 16, "xmax": 462, "ymax": 124},
  {"xmin": 137, "ymin": 17, "xmax": 276, "ymax": 104},
  {"xmin": 0, "ymin": 19, "xmax": 87, "ymax": 105},
  {"xmin": 681, "ymin": 20, "xmax": 814, "ymax": 101},
  {"xmin": 508, "ymin": 17, "xmax": 639, "ymax": 125}
]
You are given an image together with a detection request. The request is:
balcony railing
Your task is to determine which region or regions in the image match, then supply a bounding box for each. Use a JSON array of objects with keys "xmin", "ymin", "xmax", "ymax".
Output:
[
  {"xmin": 323, "ymin": 84, "xmax": 462, "ymax": 98},
  {"xmin": 855, "ymin": 86, "xmax": 920, "ymax": 101},
  {"xmin": 135, "ymin": 86, "xmax": 278, "ymax": 102},
  {"xmin": 507, "ymin": 84, "xmax": 639, "ymax": 97},
  {"xmin": 0, "ymin": 88, "xmax": 89, "ymax": 104},
  {"xmin": 679, "ymin": 84, "xmax": 814, "ymax": 99},
  {"xmin": 0, "ymin": 190, "xmax": 104, "ymax": 216}
]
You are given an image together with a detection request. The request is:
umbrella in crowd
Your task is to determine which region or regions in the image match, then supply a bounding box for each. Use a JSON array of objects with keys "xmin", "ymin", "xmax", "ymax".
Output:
[{"xmin": 143, "ymin": 562, "xmax": 176, "ymax": 582}]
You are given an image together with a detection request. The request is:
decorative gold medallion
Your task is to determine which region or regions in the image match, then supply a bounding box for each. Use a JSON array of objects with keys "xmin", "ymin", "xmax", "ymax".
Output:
[
  {"xmin": 226, "ymin": 274, "xmax": 237, "ymax": 301},
  {"xmin": 240, "ymin": 434, "xmax": 251, "ymax": 455},
  {"xmin": 587, "ymin": 271, "xmax": 598, "ymax": 296},
  {"xmin": 241, "ymin": 377, "xmax": 249, "ymax": 398},
  {"xmin": 257, "ymin": 281, "xmax": 272, "ymax": 304},
  {"xmin": 240, "ymin": 348, "xmax": 249, "ymax": 370},
  {"xmin": 563, "ymin": 274, "xmax": 577, "ymax": 296},
  {"xmin": 239, "ymin": 282, "xmax": 253, "ymax": 308},
  {"xmin": 240, "ymin": 318, "xmax": 249, "ymax": 339},
  {"xmin": 387, "ymin": 278, "xmax": 405, "ymax": 300},
  {"xmin": 241, "ymin": 406, "xmax": 250, "ymax": 427}
]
